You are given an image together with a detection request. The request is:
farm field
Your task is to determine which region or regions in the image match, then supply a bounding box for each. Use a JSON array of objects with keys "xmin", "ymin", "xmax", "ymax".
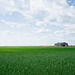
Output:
[{"xmin": 0, "ymin": 46, "xmax": 75, "ymax": 75}]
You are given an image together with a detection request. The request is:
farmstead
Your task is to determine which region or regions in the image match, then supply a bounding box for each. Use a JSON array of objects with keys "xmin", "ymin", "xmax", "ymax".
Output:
[{"xmin": 54, "ymin": 42, "xmax": 68, "ymax": 47}]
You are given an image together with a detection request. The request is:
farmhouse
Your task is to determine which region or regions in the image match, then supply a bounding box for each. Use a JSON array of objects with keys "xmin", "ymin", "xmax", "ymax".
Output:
[{"xmin": 54, "ymin": 42, "xmax": 68, "ymax": 47}]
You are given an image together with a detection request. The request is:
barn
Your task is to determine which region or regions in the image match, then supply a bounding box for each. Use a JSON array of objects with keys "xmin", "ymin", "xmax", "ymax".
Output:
[{"xmin": 54, "ymin": 42, "xmax": 68, "ymax": 47}]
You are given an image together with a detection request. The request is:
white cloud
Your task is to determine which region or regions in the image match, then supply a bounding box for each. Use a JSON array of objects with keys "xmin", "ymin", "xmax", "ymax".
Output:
[
  {"xmin": 36, "ymin": 20, "xmax": 47, "ymax": 26},
  {"xmin": 0, "ymin": 30, "xmax": 14, "ymax": 37},
  {"xmin": 30, "ymin": 0, "xmax": 46, "ymax": 13},
  {"xmin": 36, "ymin": 28, "xmax": 50, "ymax": 33},
  {"xmin": 1, "ymin": 19, "xmax": 26, "ymax": 28},
  {"xmin": 0, "ymin": 0, "xmax": 75, "ymax": 45}
]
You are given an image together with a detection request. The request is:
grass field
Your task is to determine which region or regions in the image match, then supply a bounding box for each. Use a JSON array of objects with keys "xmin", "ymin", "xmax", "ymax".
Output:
[{"xmin": 0, "ymin": 46, "xmax": 75, "ymax": 75}]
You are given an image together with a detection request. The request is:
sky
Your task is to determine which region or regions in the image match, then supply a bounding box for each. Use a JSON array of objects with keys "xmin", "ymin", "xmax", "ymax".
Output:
[{"xmin": 0, "ymin": 0, "xmax": 75, "ymax": 46}]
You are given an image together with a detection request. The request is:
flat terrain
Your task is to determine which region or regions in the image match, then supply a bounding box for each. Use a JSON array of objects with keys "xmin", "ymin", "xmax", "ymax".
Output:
[{"xmin": 0, "ymin": 46, "xmax": 75, "ymax": 75}]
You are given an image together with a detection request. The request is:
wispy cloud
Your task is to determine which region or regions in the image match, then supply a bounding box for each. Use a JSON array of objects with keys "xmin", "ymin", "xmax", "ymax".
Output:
[{"xmin": 1, "ymin": 19, "xmax": 26, "ymax": 28}]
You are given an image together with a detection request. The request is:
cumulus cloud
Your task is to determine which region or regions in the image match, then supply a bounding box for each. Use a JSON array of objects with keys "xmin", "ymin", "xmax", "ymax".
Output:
[{"xmin": 0, "ymin": 0, "xmax": 75, "ymax": 45}]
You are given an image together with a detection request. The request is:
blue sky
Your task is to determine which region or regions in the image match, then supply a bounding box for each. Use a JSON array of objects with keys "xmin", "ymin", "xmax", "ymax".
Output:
[
  {"xmin": 67, "ymin": 0, "xmax": 75, "ymax": 6},
  {"xmin": 0, "ymin": 0, "xmax": 75, "ymax": 46}
]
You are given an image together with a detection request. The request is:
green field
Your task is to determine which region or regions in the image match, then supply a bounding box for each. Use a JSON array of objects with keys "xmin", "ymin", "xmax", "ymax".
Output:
[{"xmin": 0, "ymin": 46, "xmax": 75, "ymax": 75}]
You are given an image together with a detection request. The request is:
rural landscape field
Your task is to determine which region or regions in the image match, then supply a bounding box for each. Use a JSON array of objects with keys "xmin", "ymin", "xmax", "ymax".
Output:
[{"xmin": 0, "ymin": 46, "xmax": 75, "ymax": 75}]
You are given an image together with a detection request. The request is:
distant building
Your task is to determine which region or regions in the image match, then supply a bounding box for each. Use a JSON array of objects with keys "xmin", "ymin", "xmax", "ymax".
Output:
[{"xmin": 54, "ymin": 42, "xmax": 68, "ymax": 47}]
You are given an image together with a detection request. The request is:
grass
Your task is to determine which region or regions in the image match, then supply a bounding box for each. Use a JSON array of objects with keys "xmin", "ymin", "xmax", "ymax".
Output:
[{"xmin": 0, "ymin": 46, "xmax": 75, "ymax": 75}]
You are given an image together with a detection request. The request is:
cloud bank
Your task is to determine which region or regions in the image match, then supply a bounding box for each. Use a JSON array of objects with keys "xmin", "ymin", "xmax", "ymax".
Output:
[{"xmin": 0, "ymin": 0, "xmax": 75, "ymax": 46}]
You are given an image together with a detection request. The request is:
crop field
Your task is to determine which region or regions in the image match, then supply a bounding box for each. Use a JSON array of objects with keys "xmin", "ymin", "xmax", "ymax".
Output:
[{"xmin": 0, "ymin": 46, "xmax": 75, "ymax": 75}]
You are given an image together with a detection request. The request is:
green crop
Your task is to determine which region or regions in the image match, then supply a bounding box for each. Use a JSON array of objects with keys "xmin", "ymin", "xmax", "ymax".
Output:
[{"xmin": 0, "ymin": 46, "xmax": 75, "ymax": 75}]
